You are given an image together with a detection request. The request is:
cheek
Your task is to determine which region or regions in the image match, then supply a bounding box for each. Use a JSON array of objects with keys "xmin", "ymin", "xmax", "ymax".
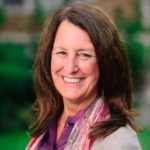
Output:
[
  {"xmin": 81, "ymin": 61, "xmax": 99, "ymax": 77},
  {"xmin": 51, "ymin": 56, "xmax": 62, "ymax": 73}
]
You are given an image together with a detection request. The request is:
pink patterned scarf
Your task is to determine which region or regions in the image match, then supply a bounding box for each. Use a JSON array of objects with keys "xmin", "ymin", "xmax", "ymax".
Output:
[
  {"xmin": 64, "ymin": 97, "xmax": 109, "ymax": 150},
  {"xmin": 26, "ymin": 97, "xmax": 109, "ymax": 150}
]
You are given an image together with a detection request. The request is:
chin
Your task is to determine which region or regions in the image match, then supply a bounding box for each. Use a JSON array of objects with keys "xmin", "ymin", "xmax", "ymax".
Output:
[{"xmin": 62, "ymin": 95, "xmax": 83, "ymax": 103}]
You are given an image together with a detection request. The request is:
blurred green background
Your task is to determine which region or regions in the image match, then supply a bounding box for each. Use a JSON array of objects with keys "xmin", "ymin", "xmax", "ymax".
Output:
[{"xmin": 0, "ymin": 0, "xmax": 150, "ymax": 149}]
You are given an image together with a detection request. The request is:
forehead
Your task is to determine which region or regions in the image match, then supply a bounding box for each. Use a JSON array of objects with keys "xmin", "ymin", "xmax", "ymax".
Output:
[
  {"xmin": 54, "ymin": 20, "xmax": 94, "ymax": 49},
  {"xmin": 56, "ymin": 20, "xmax": 90, "ymax": 38}
]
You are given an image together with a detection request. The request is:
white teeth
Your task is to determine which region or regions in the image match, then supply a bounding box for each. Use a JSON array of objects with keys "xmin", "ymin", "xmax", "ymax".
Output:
[{"xmin": 64, "ymin": 77, "xmax": 80, "ymax": 83}]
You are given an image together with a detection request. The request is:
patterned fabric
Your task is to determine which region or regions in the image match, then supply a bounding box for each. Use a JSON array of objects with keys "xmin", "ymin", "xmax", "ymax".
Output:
[
  {"xmin": 26, "ymin": 97, "xmax": 109, "ymax": 150},
  {"xmin": 64, "ymin": 97, "xmax": 109, "ymax": 150},
  {"xmin": 26, "ymin": 133, "xmax": 45, "ymax": 150}
]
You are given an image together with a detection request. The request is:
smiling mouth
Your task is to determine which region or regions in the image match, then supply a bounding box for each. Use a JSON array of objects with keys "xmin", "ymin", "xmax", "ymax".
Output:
[{"xmin": 63, "ymin": 76, "xmax": 83, "ymax": 83}]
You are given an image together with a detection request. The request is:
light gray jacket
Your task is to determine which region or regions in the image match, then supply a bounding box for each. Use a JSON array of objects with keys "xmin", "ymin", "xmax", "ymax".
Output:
[{"xmin": 91, "ymin": 125, "xmax": 142, "ymax": 150}]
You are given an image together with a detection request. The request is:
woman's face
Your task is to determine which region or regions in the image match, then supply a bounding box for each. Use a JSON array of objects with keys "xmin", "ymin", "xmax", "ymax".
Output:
[{"xmin": 51, "ymin": 20, "xmax": 99, "ymax": 104}]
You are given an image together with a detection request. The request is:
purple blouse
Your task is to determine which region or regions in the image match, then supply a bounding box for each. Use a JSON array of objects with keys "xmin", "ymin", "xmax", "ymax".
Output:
[{"xmin": 39, "ymin": 109, "xmax": 86, "ymax": 150}]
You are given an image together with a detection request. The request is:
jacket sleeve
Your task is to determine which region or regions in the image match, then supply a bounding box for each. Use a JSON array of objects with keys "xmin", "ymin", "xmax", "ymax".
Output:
[{"xmin": 91, "ymin": 125, "xmax": 142, "ymax": 150}]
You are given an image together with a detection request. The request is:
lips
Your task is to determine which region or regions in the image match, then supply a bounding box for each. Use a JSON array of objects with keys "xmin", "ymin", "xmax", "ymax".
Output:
[{"xmin": 63, "ymin": 76, "xmax": 82, "ymax": 83}]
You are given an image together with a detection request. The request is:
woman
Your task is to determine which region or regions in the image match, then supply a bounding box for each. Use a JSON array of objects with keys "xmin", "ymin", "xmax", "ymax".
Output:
[{"xmin": 26, "ymin": 3, "xmax": 141, "ymax": 150}]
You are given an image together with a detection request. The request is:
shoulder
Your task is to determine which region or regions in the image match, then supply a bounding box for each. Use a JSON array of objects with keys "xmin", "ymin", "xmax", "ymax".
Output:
[{"xmin": 91, "ymin": 125, "xmax": 142, "ymax": 150}]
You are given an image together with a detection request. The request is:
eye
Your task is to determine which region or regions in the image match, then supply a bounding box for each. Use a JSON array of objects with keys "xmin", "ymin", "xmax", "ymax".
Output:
[
  {"xmin": 78, "ymin": 53, "xmax": 92, "ymax": 60},
  {"xmin": 56, "ymin": 51, "xmax": 67, "ymax": 57}
]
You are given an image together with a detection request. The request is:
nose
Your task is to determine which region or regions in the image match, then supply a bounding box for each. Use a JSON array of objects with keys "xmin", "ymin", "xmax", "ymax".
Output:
[{"xmin": 64, "ymin": 55, "xmax": 79, "ymax": 74}]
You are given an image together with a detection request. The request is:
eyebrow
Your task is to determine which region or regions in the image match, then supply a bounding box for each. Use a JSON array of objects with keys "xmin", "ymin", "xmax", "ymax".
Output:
[
  {"xmin": 53, "ymin": 47, "xmax": 67, "ymax": 51},
  {"xmin": 77, "ymin": 48, "xmax": 95, "ymax": 52}
]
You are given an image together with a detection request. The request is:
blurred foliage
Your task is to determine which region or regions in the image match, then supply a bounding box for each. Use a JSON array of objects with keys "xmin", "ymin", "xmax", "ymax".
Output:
[
  {"xmin": 0, "ymin": 42, "xmax": 34, "ymax": 131},
  {"xmin": 114, "ymin": 0, "xmax": 145, "ymax": 91},
  {"xmin": 63, "ymin": 0, "xmax": 73, "ymax": 5},
  {"xmin": 138, "ymin": 129, "xmax": 150, "ymax": 150},
  {"xmin": 0, "ymin": 130, "xmax": 29, "ymax": 149},
  {"xmin": 29, "ymin": 0, "xmax": 45, "ymax": 31},
  {"xmin": 0, "ymin": 0, "xmax": 148, "ymax": 132},
  {"xmin": 0, "ymin": 7, "xmax": 6, "ymax": 27}
]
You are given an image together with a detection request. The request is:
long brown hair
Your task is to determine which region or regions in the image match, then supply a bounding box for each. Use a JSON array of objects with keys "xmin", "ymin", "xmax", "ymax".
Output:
[{"xmin": 31, "ymin": 3, "xmax": 139, "ymax": 138}]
